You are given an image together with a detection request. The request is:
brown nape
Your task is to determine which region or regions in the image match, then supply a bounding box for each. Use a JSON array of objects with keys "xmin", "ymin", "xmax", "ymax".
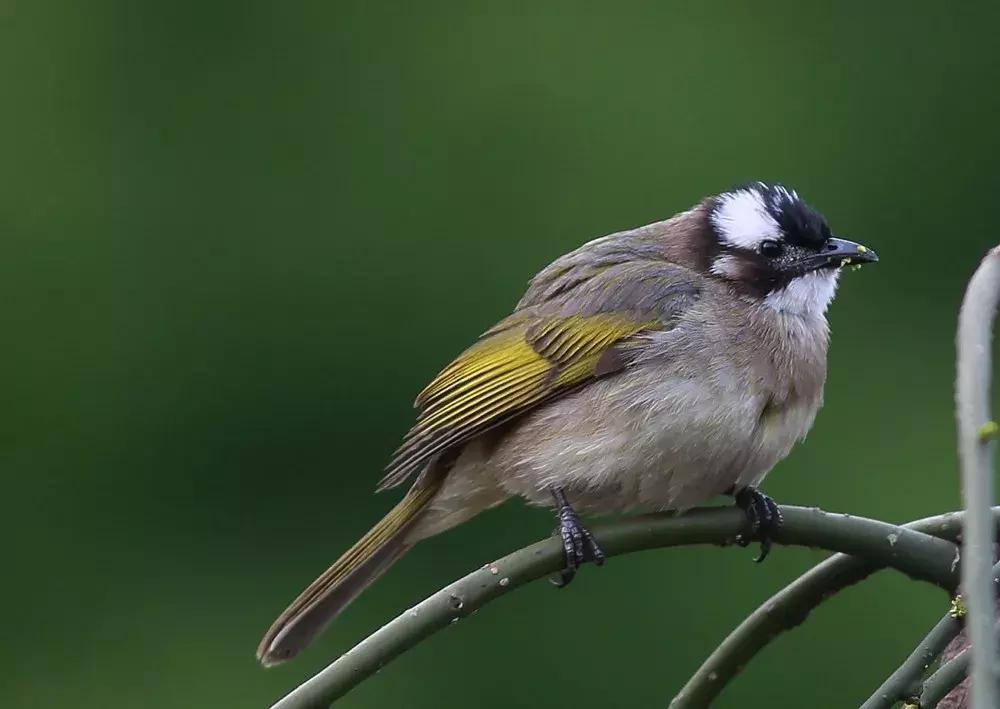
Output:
[{"xmin": 641, "ymin": 200, "xmax": 719, "ymax": 275}]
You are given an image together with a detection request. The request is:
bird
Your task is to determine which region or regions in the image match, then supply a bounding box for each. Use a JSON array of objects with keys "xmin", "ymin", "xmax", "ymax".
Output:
[{"xmin": 257, "ymin": 181, "xmax": 878, "ymax": 666}]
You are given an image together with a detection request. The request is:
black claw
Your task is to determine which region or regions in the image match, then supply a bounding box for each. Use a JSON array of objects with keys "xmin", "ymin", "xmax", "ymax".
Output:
[
  {"xmin": 550, "ymin": 568, "xmax": 576, "ymax": 588},
  {"xmin": 549, "ymin": 488, "xmax": 604, "ymax": 587},
  {"xmin": 754, "ymin": 537, "xmax": 772, "ymax": 564},
  {"xmin": 734, "ymin": 487, "xmax": 783, "ymax": 563}
]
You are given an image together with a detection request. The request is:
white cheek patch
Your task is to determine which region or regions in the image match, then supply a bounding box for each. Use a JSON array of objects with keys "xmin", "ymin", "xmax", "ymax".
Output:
[
  {"xmin": 711, "ymin": 189, "xmax": 781, "ymax": 250},
  {"xmin": 764, "ymin": 269, "xmax": 841, "ymax": 317}
]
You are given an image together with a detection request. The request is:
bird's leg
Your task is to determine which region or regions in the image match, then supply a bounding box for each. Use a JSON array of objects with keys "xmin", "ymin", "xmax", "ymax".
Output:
[
  {"xmin": 733, "ymin": 486, "xmax": 783, "ymax": 563},
  {"xmin": 550, "ymin": 487, "xmax": 605, "ymax": 588}
]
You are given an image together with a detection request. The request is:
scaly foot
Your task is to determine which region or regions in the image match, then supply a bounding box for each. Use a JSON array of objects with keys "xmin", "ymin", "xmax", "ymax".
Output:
[
  {"xmin": 550, "ymin": 487, "xmax": 604, "ymax": 587},
  {"xmin": 734, "ymin": 486, "xmax": 783, "ymax": 563}
]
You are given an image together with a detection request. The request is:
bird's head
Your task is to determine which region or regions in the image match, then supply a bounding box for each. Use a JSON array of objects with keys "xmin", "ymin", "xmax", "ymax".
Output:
[{"xmin": 699, "ymin": 182, "xmax": 877, "ymax": 316}]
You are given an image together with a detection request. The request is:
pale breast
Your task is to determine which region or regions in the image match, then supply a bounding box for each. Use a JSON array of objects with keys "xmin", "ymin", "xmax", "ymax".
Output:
[
  {"xmin": 486, "ymin": 298, "xmax": 828, "ymax": 514},
  {"xmin": 487, "ymin": 362, "xmax": 766, "ymax": 514}
]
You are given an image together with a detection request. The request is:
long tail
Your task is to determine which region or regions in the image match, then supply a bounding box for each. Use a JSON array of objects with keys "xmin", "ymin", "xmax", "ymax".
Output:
[{"xmin": 257, "ymin": 477, "xmax": 441, "ymax": 666}]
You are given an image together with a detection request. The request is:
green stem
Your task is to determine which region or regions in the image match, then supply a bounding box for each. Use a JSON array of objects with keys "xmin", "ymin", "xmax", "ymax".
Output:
[
  {"xmin": 858, "ymin": 604, "xmax": 963, "ymax": 708},
  {"xmin": 669, "ymin": 509, "xmax": 1000, "ymax": 709},
  {"xmin": 921, "ymin": 648, "xmax": 971, "ymax": 707},
  {"xmin": 861, "ymin": 560, "xmax": 1000, "ymax": 709},
  {"xmin": 955, "ymin": 246, "xmax": 1000, "ymax": 709},
  {"xmin": 270, "ymin": 505, "xmax": 962, "ymax": 709}
]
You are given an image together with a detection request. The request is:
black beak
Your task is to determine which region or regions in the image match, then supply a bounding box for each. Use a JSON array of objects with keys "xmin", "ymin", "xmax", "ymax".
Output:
[{"xmin": 802, "ymin": 237, "xmax": 879, "ymax": 272}]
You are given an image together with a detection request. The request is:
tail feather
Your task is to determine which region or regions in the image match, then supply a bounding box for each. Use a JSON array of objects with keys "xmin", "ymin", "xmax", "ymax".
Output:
[{"xmin": 257, "ymin": 479, "xmax": 440, "ymax": 666}]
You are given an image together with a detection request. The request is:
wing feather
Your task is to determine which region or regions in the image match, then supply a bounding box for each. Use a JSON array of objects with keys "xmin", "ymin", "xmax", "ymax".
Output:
[
  {"xmin": 378, "ymin": 315, "xmax": 651, "ymax": 490},
  {"xmin": 377, "ymin": 259, "xmax": 702, "ymax": 491}
]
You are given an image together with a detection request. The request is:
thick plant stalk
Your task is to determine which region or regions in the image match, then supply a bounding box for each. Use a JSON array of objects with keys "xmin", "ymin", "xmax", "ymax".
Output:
[
  {"xmin": 956, "ymin": 246, "xmax": 1000, "ymax": 708},
  {"xmin": 269, "ymin": 506, "xmax": 961, "ymax": 709},
  {"xmin": 671, "ymin": 510, "xmax": 1000, "ymax": 708}
]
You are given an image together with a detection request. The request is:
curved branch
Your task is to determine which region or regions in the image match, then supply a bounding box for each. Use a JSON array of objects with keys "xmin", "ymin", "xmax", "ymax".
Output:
[
  {"xmin": 862, "ymin": 559, "xmax": 1000, "ymax": 709},
  {"xmin": 920, "ymin": 619, "xmax": 1000, "ymax": 708},
  {"xmin": 956, "ymin": 246, "xmax": 1000, "ymax": 709},
  {"xmin": 670, "ymin": 510, "xmax": 1000, "ymax": 709},
  {"xmin": 922, "ymin": 648, "xmax": 971, "ymax": 708},
  {"xmin": 859, "ymin": 603, "xmax": 963, "ymax": 709},
  {"xmin": 270, "ymin": 505, "xmax": 961, "ymax": 709}
]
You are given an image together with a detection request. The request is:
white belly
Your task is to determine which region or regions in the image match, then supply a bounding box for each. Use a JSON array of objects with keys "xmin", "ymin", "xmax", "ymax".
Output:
[{"xmin": 481, "ymin": 362, "xmax": 819, "ymax": 514}]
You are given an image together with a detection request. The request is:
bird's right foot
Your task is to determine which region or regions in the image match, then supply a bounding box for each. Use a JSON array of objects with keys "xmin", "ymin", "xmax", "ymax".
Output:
[
  {"xmin": 550, "ymin": 487, "xmax": 604, "ymax": 588},
  {"xmin": 734, "ymin": 486, "xmax": 783, "ymax": 563}
]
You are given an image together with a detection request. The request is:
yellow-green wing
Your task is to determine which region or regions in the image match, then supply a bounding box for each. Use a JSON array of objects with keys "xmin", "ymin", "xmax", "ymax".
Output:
[{"xmin": 377, "ymin": 314, "xmax": 655, "ymax": 490}]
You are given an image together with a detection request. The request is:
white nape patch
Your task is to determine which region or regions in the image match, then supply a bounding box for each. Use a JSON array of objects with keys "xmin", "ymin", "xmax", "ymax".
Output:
[
  {"xmin": 711, "ymin": 189, "xmax": 780, "ymax": 250},
  {"xmin": 764, "ymin": 269, "xmax": 841, "ymax": 317},
  {"xmin": 709, "ymin": 254, "xmax": 741, "ymax": 279}
]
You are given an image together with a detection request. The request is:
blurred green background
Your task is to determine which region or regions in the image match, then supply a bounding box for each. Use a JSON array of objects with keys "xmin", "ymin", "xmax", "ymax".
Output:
[{"xmin": 5, "ymin": 2, "xmax": 1000, "ymax": 707}]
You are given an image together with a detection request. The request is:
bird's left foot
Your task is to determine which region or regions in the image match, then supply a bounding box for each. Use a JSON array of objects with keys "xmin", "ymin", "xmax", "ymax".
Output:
[
  {"xmin": 550, "ymin": 487, "xmax": 604, "ymax": 588},
  {"xmin": 734, "ymin": 486, "xmax": 783, "ymax": 563}
]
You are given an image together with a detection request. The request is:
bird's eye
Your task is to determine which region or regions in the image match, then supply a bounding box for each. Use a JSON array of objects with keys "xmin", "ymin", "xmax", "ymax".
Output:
[{"xmin": 758, "ymin": 239, "xmax": 783, "ymax": 258}]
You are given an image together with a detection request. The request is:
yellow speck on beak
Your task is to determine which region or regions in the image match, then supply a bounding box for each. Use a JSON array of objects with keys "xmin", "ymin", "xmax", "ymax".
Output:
[
  {"xmin": 857, "ymin": 244, "xmax": 868, "ymax": 254},
  {"xmin": 841, "ymin": 257, "xmax": 852, "ymax": 267}
]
